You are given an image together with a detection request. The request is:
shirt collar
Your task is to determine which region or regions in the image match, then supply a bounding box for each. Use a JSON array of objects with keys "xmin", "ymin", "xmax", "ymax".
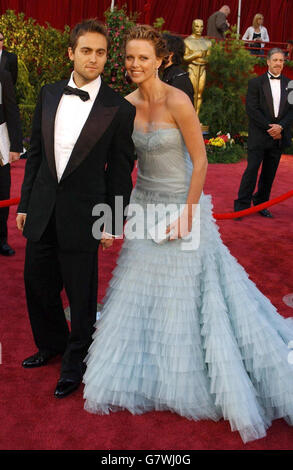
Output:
[
  {"xmin": 267, "ymin": 71, "xmax": 281, "ymax": 79},
  {"xmin": 68, "ymin": 72, "xmax": 101, "ymax": 101}
]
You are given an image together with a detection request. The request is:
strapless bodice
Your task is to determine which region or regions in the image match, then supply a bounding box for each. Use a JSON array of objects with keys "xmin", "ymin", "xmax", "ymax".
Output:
[{"xmin": 132, "ymin": 128, "xmax": 193, "ymax": 194}]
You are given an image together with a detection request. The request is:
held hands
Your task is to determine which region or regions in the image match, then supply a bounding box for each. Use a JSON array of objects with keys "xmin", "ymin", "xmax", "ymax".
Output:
[
  {"xmin": 9, "ymin": 152, "xmax": 21, "ymax": 163},
  {"xmin": 16, "ymin": 214, "xmax": 26, "ymax": 231},
  {"xmin": 100, "ymin": 232, "xmax": 115, "ymax": 251},
  {"xmin": 267, "ymin": 124, "xmax": 283, "ymax": 140}
]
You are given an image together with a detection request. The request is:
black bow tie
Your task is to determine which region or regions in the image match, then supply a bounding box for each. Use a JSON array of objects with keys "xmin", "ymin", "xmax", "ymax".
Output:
[
  {"xmin": 269, "ymin": 73, "xmax": 281, "ymax": 80},
  {"xmin": 63, "ymin": 85, "xmax": 90, "ymax": 101}
]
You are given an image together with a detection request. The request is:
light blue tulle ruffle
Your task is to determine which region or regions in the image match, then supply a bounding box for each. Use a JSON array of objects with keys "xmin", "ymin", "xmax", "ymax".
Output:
[{"xmin": 83, "ymin": 189, "xmax": 293, "ymax": 444}]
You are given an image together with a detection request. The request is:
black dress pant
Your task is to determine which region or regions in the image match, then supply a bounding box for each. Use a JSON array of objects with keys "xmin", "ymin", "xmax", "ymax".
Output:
[
  {"xmin": 234, "ymin": 142, "xmax": 282, "ymax": 211},
  {"xmin": 24, "ymin": 211, "xmax": 98, "ymax": 381},
  {"xmin": 0, "ymin": 164, "xmax": 11, "ymax": 244}
]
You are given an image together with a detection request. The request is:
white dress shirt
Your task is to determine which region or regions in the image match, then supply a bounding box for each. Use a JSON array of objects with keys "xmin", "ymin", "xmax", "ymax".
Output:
[
  {"xmin": 54, "ymin": 72, "xmax": 101, "ymax": 182},
  {"xmin": 268, "ymin": 73, "xmax": 281, "ymax": 118}
]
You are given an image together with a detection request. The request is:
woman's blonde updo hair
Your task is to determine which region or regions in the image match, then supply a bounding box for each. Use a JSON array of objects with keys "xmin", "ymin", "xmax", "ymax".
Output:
[{"xmin": 125, "ymin": 24, "xmax": 169, "ymax": 61}]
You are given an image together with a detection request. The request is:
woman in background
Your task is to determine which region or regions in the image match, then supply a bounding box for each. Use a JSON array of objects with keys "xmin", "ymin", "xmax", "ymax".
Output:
[
  {"xmin": 242, "ymin": 14, "xmax": 269, "ymax": 55},
  {"xmin": 242, "ymin": 13, "xmax": 270, "ymax": 55}
]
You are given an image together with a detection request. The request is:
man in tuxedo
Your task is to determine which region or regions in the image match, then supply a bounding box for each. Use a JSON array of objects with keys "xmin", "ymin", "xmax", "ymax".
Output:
[
  {"xmin": 0, "ymin": 70, "xmax": 22, "ymax": 255},
  {"xmin": 234, "ymin": 48, "xmax": 293, "ymax": 218},
  {"xmin": 0, "ymin": 31, "xmax": 18, "ymax": 85},
  {"xmin": 16, "ymin": 19, "xmax": 136, "ymax": 398}
]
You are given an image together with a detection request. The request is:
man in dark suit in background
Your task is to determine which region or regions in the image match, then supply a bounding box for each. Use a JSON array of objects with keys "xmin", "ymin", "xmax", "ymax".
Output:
[
  {"xmin": 16, "ymin": 19, "xmax": 136, "ymax": 398},
  {"xmin": 207, "ymin": 5, "xmax": 230, "ymax": 40},
  {"xmin": 0, "ymin": 31, "xmax": 18, "ymax": 85},
  {"xmin": 234, "ymin": 48, "xmax": 293, "ymax": 218},
  {"xmin": 0, "ymin": 70, "xmax": 22, "ymax": 255},
  {"xmin": 0, "ymin": 31, "xmax": 20, "ymax": 255}
]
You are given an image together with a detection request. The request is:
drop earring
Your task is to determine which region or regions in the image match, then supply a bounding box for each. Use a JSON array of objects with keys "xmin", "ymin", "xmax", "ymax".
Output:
[{"xmin": 125, "ymin": 70, "xmax": 132, "ymax": 84}]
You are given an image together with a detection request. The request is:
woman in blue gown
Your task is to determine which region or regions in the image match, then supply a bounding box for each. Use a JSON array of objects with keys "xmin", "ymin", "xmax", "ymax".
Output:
[{"xmin": 83, "ymin": 25, "xmax": 293, "ymax": 444}]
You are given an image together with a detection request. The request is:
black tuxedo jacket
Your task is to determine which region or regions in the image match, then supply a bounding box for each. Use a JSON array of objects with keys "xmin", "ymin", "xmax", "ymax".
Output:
[
  {"xmin": 0, "ymin": 70, "xmax": 22, "ymax": 152},
  {"xmin": 18, "ymin": 78, "xmax": 136, "ymax": 251},
  {"xmin": 246, "ymin": 73, "xmax": 293, "ymax": 150},
  {"xmin": 0, "ymin": 50, "xmax": 18, "ymax": 85}
]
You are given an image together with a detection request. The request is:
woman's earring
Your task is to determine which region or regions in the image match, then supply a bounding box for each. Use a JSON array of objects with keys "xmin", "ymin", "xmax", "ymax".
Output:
[
  {"xmin": 155, "ymin": 68, "xmax": 159, "ymax": 78},
  {"xmin": 125, "ymin": 70, "xmax": 132, "ymax": 84}
]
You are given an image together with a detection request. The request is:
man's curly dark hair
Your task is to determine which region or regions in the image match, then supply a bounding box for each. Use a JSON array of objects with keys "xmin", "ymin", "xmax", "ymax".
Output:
[{"xmin": 162, "ymin": 33, "xmax": 186, "ymax": 66}]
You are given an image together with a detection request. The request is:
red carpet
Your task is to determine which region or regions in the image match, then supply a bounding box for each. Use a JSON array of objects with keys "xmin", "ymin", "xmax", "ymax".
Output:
[{"xmin": 1, "ymin": 156, "xmax": 293, "ymax": 450}]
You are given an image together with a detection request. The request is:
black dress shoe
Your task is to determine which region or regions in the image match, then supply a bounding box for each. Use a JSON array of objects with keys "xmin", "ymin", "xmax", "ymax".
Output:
[
  {"xmin": 0, "ymin": 243, "xmax": 15, "ymax": 256},
  {"xmin": 259, "ymin": 209, "xmax": 273, "ymax": 218},
  {"xmin": 22, "ymin": 350, "xmax": 60, "ymax": 368},
  {"xmin": 54, "ymin": 378, "xmax": 81, "ymax": 398}
]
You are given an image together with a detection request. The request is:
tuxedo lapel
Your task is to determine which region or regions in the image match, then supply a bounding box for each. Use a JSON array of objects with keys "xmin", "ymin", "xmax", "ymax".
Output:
[
  {"xmin": 60, "ymin": 81, "xmax": 119, "ymax": 182},
  {"xmin": 277, "ymin": 76, "xmax": 287, "ymax": 119},
  {"xmin": 262, "ymin": 75, "xmax": 275, "ymax": 119},
  {"xmin": 42, "ymin": 80, "xmax": 67, "ymax": 180},
  {"xmin": 0, "ymin": 51, "xmax": 7, "ymax": 71}
]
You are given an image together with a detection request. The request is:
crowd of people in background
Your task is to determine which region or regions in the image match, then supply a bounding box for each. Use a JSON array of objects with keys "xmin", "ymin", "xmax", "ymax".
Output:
[{"xmin": 206, "ymin": 5, "xmax": 292, "ymax": 59}]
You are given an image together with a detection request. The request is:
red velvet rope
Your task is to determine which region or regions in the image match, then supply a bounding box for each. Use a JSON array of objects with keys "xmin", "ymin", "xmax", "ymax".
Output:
[
  {"xmin": 0, "ymin": 191, "xmax": 292, "ymax": 219},
  {"xmin": 0, "ymin": 197, "xmax": 20, "ymax": 208},
  {"xmin": 214, "ymin": 190, "xmax": 293, "ymax": 219}
]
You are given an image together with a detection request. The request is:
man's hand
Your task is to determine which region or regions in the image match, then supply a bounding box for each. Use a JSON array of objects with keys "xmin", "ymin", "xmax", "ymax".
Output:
[
  {"xmin": 9, "ymin": 152, "xmax": 21, "ymax": 163},
  {"xmin": 16, "ymin": 213, "xmax": 26, "ymax": 231},
  {"xmin": 100, "ymin": 232, "xmax": 115, "ymax": 251},
  {"xmin": 267, "ymin": 124, "xmax": 283, "ymax": 138}
]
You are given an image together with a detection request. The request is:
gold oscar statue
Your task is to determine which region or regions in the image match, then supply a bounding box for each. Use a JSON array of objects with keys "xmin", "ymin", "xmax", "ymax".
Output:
[{"xmin": 184, "ymin": 19, "xmax": 212, "ymax": 115}]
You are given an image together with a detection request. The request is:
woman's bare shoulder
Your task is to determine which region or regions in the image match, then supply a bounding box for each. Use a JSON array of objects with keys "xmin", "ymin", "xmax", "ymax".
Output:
[
  {"xmin": 125, "ymin": 89, "xmax": 140, "ymax": 106},
  {"xmin": 166, "ymin": 84, "xmax": 193, "ymax": 105},
  {"xmin": 165, "ymin": 85, "xmax": 195, "ymax": 117}
]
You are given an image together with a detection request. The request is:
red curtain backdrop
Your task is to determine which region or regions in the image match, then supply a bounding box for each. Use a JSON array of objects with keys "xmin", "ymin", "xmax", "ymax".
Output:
[{"xmin": 0, "ymin": 0, "xmax": 292, "ymax": 43}]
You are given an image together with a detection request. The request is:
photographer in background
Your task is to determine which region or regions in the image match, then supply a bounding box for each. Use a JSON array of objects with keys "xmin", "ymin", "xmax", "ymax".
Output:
[{"xmin": 161, "ymin": 33, "xmax": 194, "ymax": 104}]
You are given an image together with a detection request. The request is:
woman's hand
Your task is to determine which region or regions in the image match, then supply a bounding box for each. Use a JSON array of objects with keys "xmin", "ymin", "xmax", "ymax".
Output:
[{"xmin": 166, "ymin": 206, "xmax": 193, "ymax": 241}]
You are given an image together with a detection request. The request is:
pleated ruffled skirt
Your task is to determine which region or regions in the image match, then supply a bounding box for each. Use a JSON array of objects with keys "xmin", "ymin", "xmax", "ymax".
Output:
[{"xmin": 83, "ymin": 188, "xmax": 293, "ymax": 444}]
